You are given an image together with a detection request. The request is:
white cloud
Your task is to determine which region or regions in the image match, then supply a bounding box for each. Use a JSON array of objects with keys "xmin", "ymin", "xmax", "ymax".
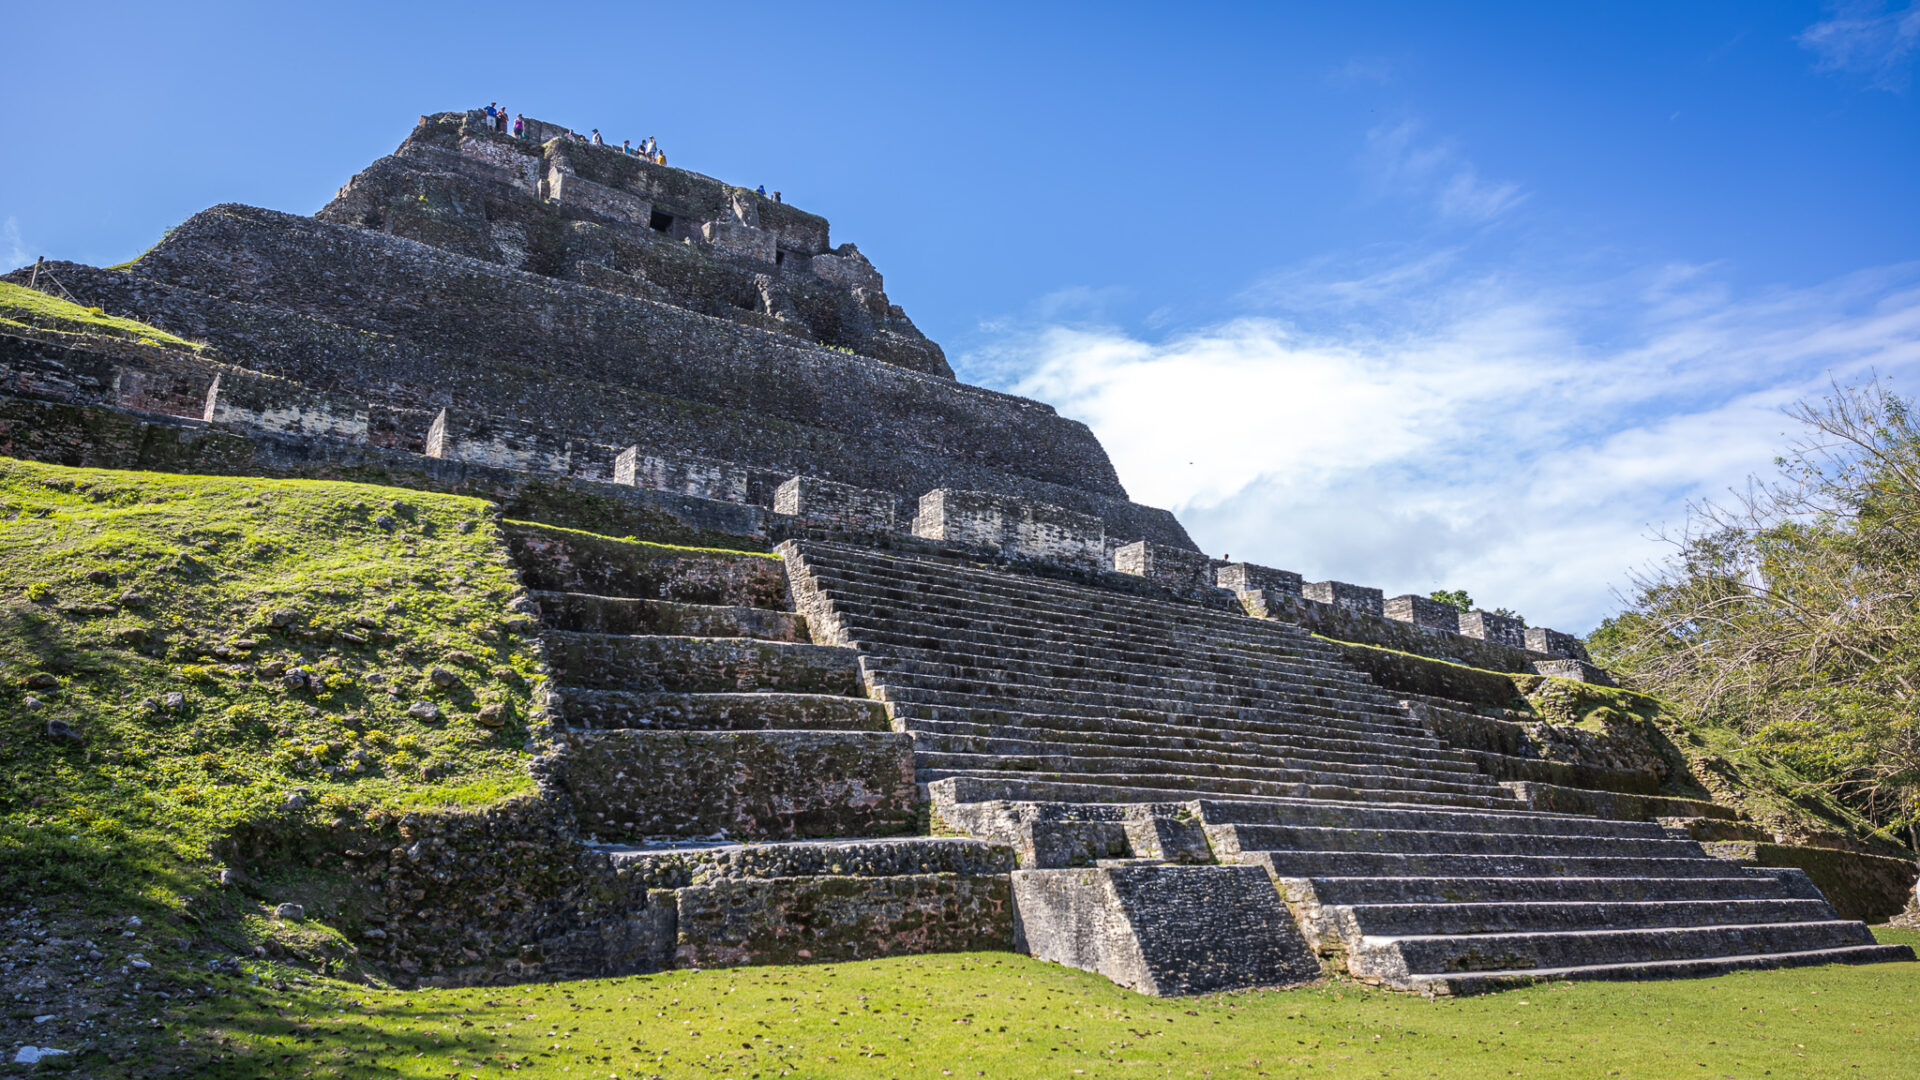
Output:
[
  {"xmin": 964, "ymin": 260, "xmax": 1920, "ymax": 633},
  {"xmin": 1800, "ymin": 1, "xmax": 1920, "ymax": 91},
  {"xmin": 1364, "ymin": 121, "xmax": 1527, "ymax": 222},
  {"xmin": 2, "ymin": 217, "xmax": 31, "ymax": 274}
]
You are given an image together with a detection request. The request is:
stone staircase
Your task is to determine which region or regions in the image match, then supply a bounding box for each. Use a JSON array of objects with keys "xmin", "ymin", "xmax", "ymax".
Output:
[{"xmin": 782, "ymin": 540, "xmax": 1912, "ymax": 993}]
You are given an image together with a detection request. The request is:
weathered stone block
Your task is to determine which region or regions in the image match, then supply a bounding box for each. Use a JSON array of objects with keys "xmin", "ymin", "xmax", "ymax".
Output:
[
  {"xmin": 504, "ymin": 521, "xmax": 787, "ymax": 607},
  {"xmin": 913, "ymin": 488, "xmax": 1106, "ymax": 569},
  {"xmin": 546, "ymin": 168, "xmax": 653, "ymax": 227},
  {"xmin": 426, "ymin": 408, "xmax": 590, "ymax": 476},
  {"xmin": 1113, "ymin": 540, "xmax": 1217, "ymax": 590},
  {"xmin": 1011, "ymin": 865, "xmax": 1321, "ymax": 996},
  {"xmin": 541, "ymin": 632, "xmax": 865, "ymax": 695},
  {"xmin": 702, "ymin": 220, "xmax": 777, "ymax": 264},
  {"xmin": 673, "ymin": 873, "xmax": 1014, "ymax": 967},
  {"xmin": 203, "ymin": 372, "xmax": 369, "ymax": 442},
  {"xmin": 114, "ymin": 365, "xmax": 210, "ymax": 420},
  {"xmin": 1303, "ymin": 580, "xmax": 1384, "ymax": 617},
  {"xmin": 1525, "ymin": 626, "xmax": 1591, "ymax": 662},
  {"xmin": 1215, "ymin": 562, "xmax": 1303, "ymax": 596},
  {"xmin": 613, "ymin": 446, "xmax": 750, "ymax": 504},
  {"xmin": 1531, "ymin": 658, "xmax": 1617, "ymax": 686},
  {"xmin": 1384, "ymin": 594, "xmax": 1460, "ymax": 633},
  {"xmin": 774, "ymin": 475, "xmax": 901, "ymax": 532},
  {"xmin": 1458, "ymin": 609, "xmax": 1527, "ymax": 649},
  {"xmin": 553, "ymin": 729, "xmax": 916, "ymax": 841},
  {"xmin": 1703, "ymin": 842, "xmax": 1919, "ymax": 923}
]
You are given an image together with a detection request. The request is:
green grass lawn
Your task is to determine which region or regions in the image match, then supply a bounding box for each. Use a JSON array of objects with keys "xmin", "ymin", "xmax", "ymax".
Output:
[
  {"xmin": 151, "ymin": 927, "xmax": 1920, "ymax": 1079},
  {"xmin": 0, "ymin": 457, "xmax": 539, "ymax": 928},
  {"xmin": 0, "ymin": 278, "xmax": 201, "ymax": 348}
]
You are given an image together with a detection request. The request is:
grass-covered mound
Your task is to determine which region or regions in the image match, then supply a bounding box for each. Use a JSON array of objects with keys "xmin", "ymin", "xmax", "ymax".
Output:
[
  {"xmin": 0, "ymin": 278, "xmax": 200, "ymax": 350},
  {"xmin": 0, "ymin": 458, "xmax": 543, "ymax": 1064},
  {"xmin": 137, "ymin": 928, "xmax": 1919, "ymax": 1078}
]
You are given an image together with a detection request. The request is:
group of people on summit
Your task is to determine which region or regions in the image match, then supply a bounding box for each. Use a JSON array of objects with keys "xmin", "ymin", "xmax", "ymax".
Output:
[
  {"xmin": 481, "ymin": 102, "xmax": 669, "ymax": 166},
  {"xmin": 479, "ymin": 102, "xmax": 784, "ymax": 202}
]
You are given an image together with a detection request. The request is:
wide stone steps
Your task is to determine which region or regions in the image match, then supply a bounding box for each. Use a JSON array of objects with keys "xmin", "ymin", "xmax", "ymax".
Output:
[
  {"xmin": 531, "ymin": 590, "xmax": 802, "ymax": 641},
  {"xmin": 556, "ymin": 690, "xmax": 891, "ymax": 731},
  {"xmin": 1190, "ymin": 800, "xmax": 1660, "ymax": 838},
  {"xmin": 541, "ymin": 632, "xmax": 865, "ymax": 695},
  {"xmin": 1213, "ymin": 823, "xmax": 1693, "ymax": 858},
  {"xmin": 1238, "ymin": 849, "xmax": 1743, "ymax": 879},
  {"xmin": 902, "ymin": 703, "xmax": 1461, "ymax": 757},
  {"xmin": 796, "ymin": 558, "xmax": 1385, "ymax": 677},
  {"xmin": 908, "ymin": 719, "xmax": 1485, "ymax": 774},
  {"xmin": 912, "ymin": 747, "xmax": 1504, "ymax": 798},
  {"xmin": 860, "ymin": 653, "xmax": 1413, "ymax": 726},
  {"xmin": 1397, "ymin": 944, "xmax": 1915, "ymax": 996},
  {"xmin": 1355, "ymin": 920, "xmax": 1877, "ymax": 980},
  {"xmin": 1295, "ymin": 875, "xmax": 1800, "ymax": 906},
  {"xmin": 860, "ymin": 647, "xmax": 1416, "ymax": 724},
  {"xmin": 879, "ymin": 672, "xmax": 1413, "ymax": 730},
  {"xmin": 795, "ymin": 547, "xmax": 1323, "ymax": 651},
  {"xmin": 1333, "ymin": 898, "xmax": 1838, "ymax": 937},
  {"xmin": 920, "ymin": 769, "xmax": 1525, "ymax": 811},
  {"xmin": 823, "ymin": 600, "xmax": 1394, "ymax": 694}
]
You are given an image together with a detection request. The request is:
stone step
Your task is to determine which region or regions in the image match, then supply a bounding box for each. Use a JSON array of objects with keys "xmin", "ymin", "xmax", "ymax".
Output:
[
  {"xmin": 863, "ymin": 649, "xmax": 1415, "ymax": 723},
  {"xmin": 556, "ymin": 690, "xmax": 890, "ymax": 731},
  {"xmin": 908, "ymin": 719, "xmax": 1484, "ymax": 773},
  {"xmin": 1211, "ymin": 823, "xmax": 1697, "ymax": 859},
  {"xmin": 1354, "ymin": 920, "xmax": 1878, "ymax": 979},
  {"xmin": 507, "ymin": 521, "xmax": 788, "ymax": 607},
  {"xmin": 901, "ymin": 703, "xmax": 1455, "ymax": 756},
  {"xmin": 861, "ymin": 641, "xmax": 1407, "ymax": 709},
  {"xmin": 883, "ymin": 683, "xmax": 1424, "ymax": 740},
  {"xmin": 531, "ymin": 590, "xmax": 802, "ymax": 641},
  {"xmin": 915, "ymin": 750, "xmax": 1505, "ymax": 798},
  {"xmin": 920, "ymin": 768, "xmax": 1524, "ymax": 811},
  {"xmin": 1237, "ymin": 849, "xmax": 1737, "ymax": 879},
  {"xmin": 1288, "ymin": 875, "xmax": 1793, "ymax": 906},
  {"xmin": 541, "ymin": 631, "xmax": 865, "ymax": 695},
  {"xmin": 596, "ymin": 836, "xmax": 1015, "ymax": 884},
  {"xmin": 1191, "ymin": 800, "xmax": 1660, "ymax": 838},
  {"xmin": 1397, "ymin": 944, "xmax": 1916, "ymax": 996},
  {"xmin": 828, "ymin": 603, "xmax": 1392, "ymax": 692},
  {"xmin": 1331, "ymin": 898, "xmax": 1838, "ymax": 938},
  {"xmin": 796, "ymin": 546, "xmax": 1322, "ymax": 650}
]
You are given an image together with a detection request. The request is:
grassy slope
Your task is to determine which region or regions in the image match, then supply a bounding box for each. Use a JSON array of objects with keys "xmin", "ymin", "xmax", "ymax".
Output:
[
  {"xmin": 149, "ymin": 930, "xmax": 1920, "ymax": 1079},
  {"xmin": 0, "ymin": 457, "xmax": 538, "ymax": 931},
  {"xmin": 0, "ymin": 279, "xmax": 200, "ymax": 350}
]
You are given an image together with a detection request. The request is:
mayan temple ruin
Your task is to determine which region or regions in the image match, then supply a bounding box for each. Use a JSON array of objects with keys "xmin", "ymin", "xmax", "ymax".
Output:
[{"xmin": 3, "ymin": 109, "xmax": 1913, "ymax": 998}]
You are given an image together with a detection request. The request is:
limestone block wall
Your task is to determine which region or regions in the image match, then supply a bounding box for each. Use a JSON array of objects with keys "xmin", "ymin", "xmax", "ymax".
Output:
[
  {"xmin": 1113, "ymin": 540, "xmax": 1217, "ymax": 590},
  {"xmin": 1460, "ymin": 609, "xmax": 1527, "ymax": 649},
  {"xmin": 548, "ymin": 729, "xmax": 917, "ymax": 841},
  {"xmin": 1304, "ymin": 580, "xmax": 1385, "ymax": 617},
  {"xmin": 614, "ymin": 446, "xmax": 751, "ymax": 504},
  {"xmin": 914, "ymin": 489, "xmax": 1107, "ymax": 570},
  {"xmin": 775, "ymin": 475, "xmax": 902, "ymax": 532},
  {"xmin": 204, "ymin": 372, "xmax": 370, "ymax": 442},
  {"xmin": 1216, "ymin": 562, "xmax": 1302, "ymax": 596},
  {"xmin": 673, "ymin": 875, "xmax": 1013, "ymax": 967},
  {"xmin": 1384, "ymin": 593, "xmax": 1460, "ymax": 633}
]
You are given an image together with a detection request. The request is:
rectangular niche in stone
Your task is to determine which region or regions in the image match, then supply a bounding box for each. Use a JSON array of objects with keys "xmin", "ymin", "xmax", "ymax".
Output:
[
  {"xmin": 614, "ymin": 446, "xmax": 750, "ymax": 504},
  {"xmin": 1303, "ymin": 580, "xmax": 1384, "ymax": 617},
  {"xmin": 1459, "ymin": 609, "xmax": 1527, "ymax": 649},
  {"xmin": 1384, "ymin": 594, "xmax": 1460, "ymax": 633},
  {"xmin": 1216, "ymin": 562, "xmax": 1303, "ymax": 596},
  {"xmin": 774, "ymin": 475, "xmax": 900, "ymax": 532},
  {"xmin": 913, "ymin": 488, "xmax": 1106, "ymax": 570},
  {"xmin": 1113, "ymin": 541, "xmax": 1216, "ymax": 590}
]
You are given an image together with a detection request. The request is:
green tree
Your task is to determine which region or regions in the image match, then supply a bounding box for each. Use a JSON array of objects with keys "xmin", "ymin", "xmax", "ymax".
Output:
[
  {"xmin": 1430, "ymin": 589, "xmax": 1473, "ymax": 613},
  {"xmin": 1591, "ymin": 380, "xmax": 1920, "ymax": 850}
]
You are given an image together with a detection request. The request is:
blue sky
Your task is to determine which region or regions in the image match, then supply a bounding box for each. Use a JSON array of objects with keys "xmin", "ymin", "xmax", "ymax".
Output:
[{"xmin": 5, "ymin": 2, "xmax": 1918, "ymax": 630}]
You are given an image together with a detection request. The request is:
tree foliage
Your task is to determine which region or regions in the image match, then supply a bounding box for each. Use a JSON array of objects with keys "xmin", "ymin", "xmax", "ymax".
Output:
[{"xmin": 1591, "ymin": 381, "xmax": 1920, "ymax": 847}]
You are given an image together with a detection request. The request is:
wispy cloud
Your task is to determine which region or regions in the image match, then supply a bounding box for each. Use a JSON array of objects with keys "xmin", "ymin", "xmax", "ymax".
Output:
[
  {"xmin": 2, "ymin": 217, "xmax": 31, "ymax": 273},
  {"xmin": 963, "ymin": 259, "xmax": 1920, "ymax": 632},
  {"xmin": 1364, "ymin": 121, "xmax": 1527, "ymax": 222},
  {"xmin": 1799, "ymin": 1, "xmax": 1920, "ymax": 91}
]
